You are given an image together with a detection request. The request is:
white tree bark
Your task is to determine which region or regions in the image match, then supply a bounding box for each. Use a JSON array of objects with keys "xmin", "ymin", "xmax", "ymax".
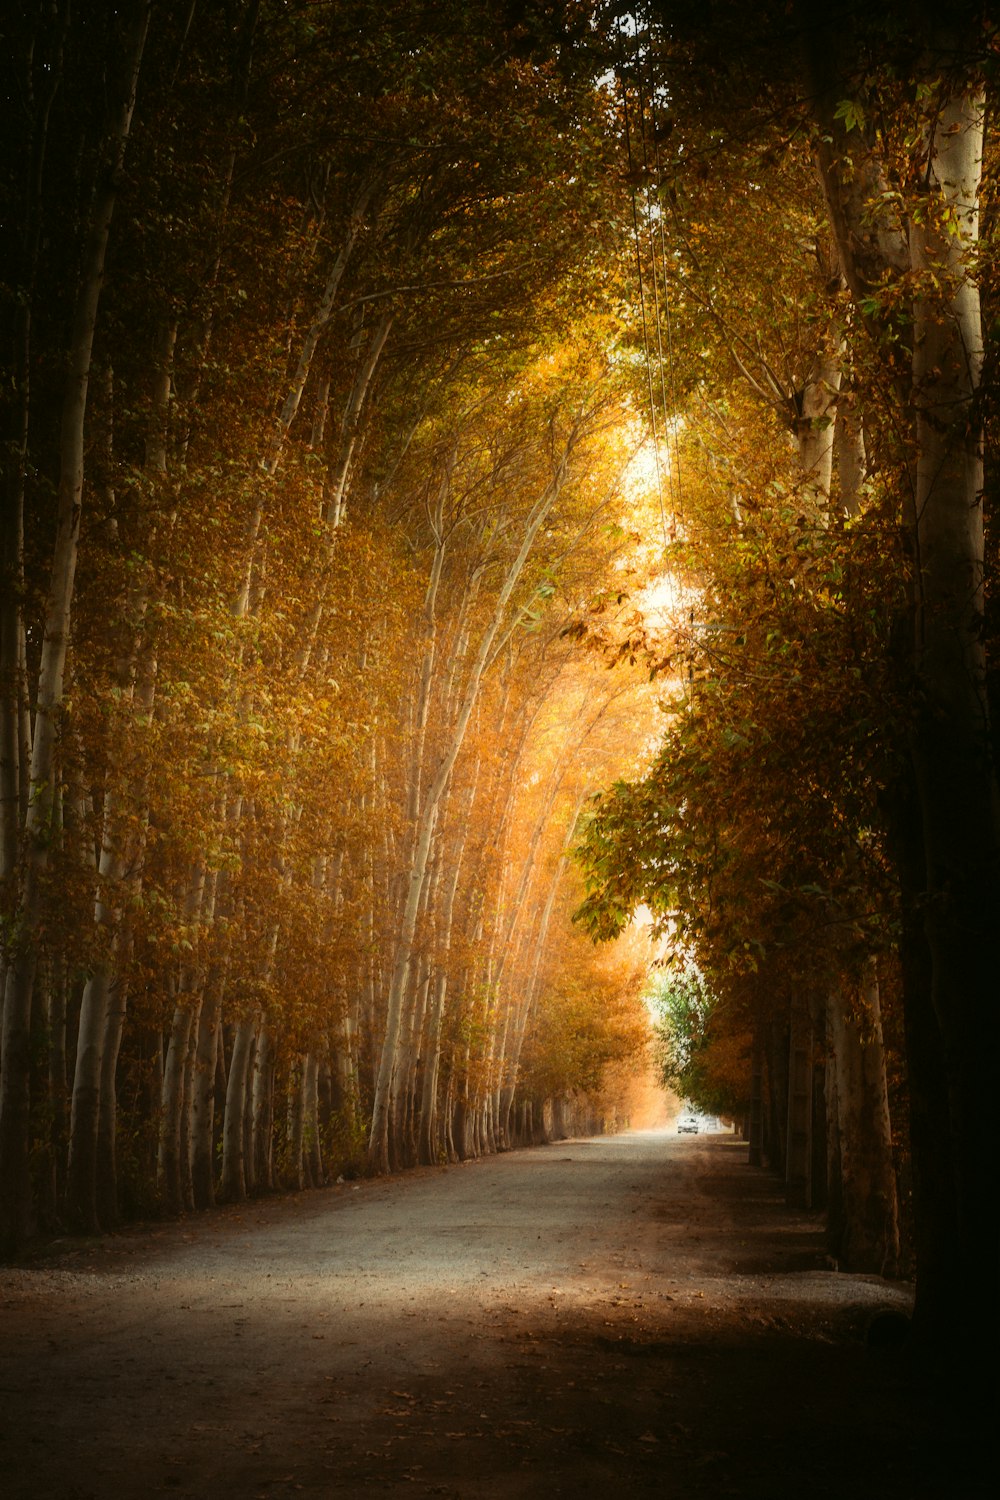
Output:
[
  {"xmin": 417, "ymin": 765, "xmax": 480, "ymax": 1163},
  {"xmin": 367, "ymin": 445, "xmax": 578, "ymax": 1172},
  {"xmin": 156, "ymin": 860, "xmax": 208, "ymax": 1213},
  {"xmin": 234, "ymin": 183, "xmax": 381, "ymax": 617},
  {"xmin": 793, "ymin": 344, "xmax": 841, "ymax": 504},
  {"xmin": 219, "ymin": 1012, "xmax": 258, "ymax": 1202},
  {"xmin": 0, "ymin": 1, "xmax": 150, "ymax": 1249},
  {"xmin": 189, "ymin": 970, "xmax": 224, "ymax": 1210},
  {"xmin": 502, "ymin": 789, "xmax": 588, "ymax": 1133}
]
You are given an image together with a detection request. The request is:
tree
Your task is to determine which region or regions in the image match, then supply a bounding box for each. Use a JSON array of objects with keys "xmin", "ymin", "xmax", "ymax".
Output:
[
  {"xmin": 0, "ymin": 0, "xmax": 658, "ymax": 1245},
  {"xmin": 0, "ymin": 0, "xmax": 152, "ymax": 1251},
  {"xmin": 576, "ymin": 0, "xmax": 998, "ymax": 1347},
  {"xmin": 800, "ymin": 0, "xmax": 999, "ymax": 1348},
  {"xmin": 649, "ymin": 962, "xmax": 751, "ymax": 1122}
]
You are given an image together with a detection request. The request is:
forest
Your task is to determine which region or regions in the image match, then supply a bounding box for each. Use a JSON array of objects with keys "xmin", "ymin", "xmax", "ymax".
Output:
[{"xmin": 2, "ymin": 0, "xmax": 997, "ymax": 1367}]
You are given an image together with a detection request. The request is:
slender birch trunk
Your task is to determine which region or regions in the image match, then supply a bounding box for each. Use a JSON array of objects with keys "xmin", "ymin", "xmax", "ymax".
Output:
[
  {"xmin": 44, "ymin": 960, "xmax": 69, "ymax": 1214},
  {"xmin": 189, "ymin": 969, "xmax": 223, "ymax": 1209},
  {"xmin": 217, "ymin": 175, "xmax": 380, "ymax": 1201},
  {"xmin": 95, "ymin": 981, "xmax": 127, "ymax": 1228},
  {"xmin": 488, "ymin": 702, "xmax": 593, "ymax": 996},
  {"xmin": 219, "ymin": 1012, "xmax": 257, "ymax": 1202},
  {"xmin": 66, "ymin": 626, "xmax": 159, "ymax": 1231},
  {"xmin": 242, "ymin": 1026, "xmax": 258, "ymax": 1192},
  {"xmin": 303, "ymin": 1051, "xmax": 323, "ymax": 1187},
  {"xmin": 79, "ymin": 319, "xmax": 180, "ymax": 1226},
  {"xmin": 502, "ymin": 790, "xmax": 588, "ymax": 1132},
  {"xmin": 294, "ymin": 315, "xmax": 395, "ymax": 677},
  {"xmin": 234, "ymin": 181, "xmax": 380, "ymax": 617},
  {"xmin": 1, "ymin": 8, "xmax": 65, "ymax": 898},
  {"xmin": 393, "ymin": 844, "xmax": 443, "ymax": 1166},
  {"xmin": 417, "ymin": 768, "xmax": 479, "ymax": 1165},
  {"xmin": 286, "ymin": 1056, "xmax": 306, "ymax": 1190},
  {"xmin": 322, "ymin": 313, "xmax": 394, "ymax": 530},
  {"xmin": 0, "ymin": 2, "xmax": 149, "ymax": 1250},
  {"xmin": 158, "ymin": 986, "xmax": 196, "ymax": 1214},
  {"xmin": 156, "ymin": 859, "xmax": 207, "ymax": 1213},
  {"xmin": 66, "ymin": 962, "xmax": 120, "ymax": 1232},
  {"xmin": 0, "ymin": 490, "xmax": 25, "ymax": 895},
  {"xmin": 367, "ymin": 453, "xmax": 575, "ymax": 1173},
  {"xmin": 251, "ymin": 1025, "xmax": 275, "ymax": 1193}
]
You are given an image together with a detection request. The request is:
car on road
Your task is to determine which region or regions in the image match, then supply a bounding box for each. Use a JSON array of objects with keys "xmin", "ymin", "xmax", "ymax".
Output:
[{"xmin": 677, "ymin": 1116, "xmax": 699, "ymax": 1134}]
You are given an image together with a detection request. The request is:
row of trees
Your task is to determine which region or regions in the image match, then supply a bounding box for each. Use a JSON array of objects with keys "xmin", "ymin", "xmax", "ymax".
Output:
[
  {"xmin": 576, "ymin": 0, "xmax": 998, "ymax": 1357},
  {"xmin": 0, "ymin": 0, "xmax": 658, "ymax": 1250},
  {"xmin": 7, "ymin": 1, "xmax": 995, "ymax": 1376}
]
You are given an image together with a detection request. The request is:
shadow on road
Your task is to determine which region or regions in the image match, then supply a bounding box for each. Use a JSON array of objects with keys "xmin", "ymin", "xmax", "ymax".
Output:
[{"xmin": 0, "ymin": 1132, "xmax": 979, "ymax": 1499}]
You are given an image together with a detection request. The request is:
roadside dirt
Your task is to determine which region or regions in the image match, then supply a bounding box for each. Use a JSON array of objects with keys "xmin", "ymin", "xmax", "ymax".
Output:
[{"xmin": 0, "ymin": 1131, "xmax": 976, "ymax": 1498}]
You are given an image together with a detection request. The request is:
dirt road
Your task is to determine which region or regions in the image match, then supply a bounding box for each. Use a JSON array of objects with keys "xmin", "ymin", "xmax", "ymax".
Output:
[{"xmin": 0, "ymin": 1131, "xmax": 963, "ymax": 1498}]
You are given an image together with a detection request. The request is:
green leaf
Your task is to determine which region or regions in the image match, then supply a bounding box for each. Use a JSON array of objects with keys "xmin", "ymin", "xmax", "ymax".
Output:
[{"xmin": 833, "ymin": 99, "xmax": 865, "ymax": 133}]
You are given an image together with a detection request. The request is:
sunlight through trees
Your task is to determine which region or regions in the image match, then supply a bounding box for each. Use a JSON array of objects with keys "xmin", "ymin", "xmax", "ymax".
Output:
[{"xmin": 2, "ymin": 0, "xmax": 997, "ymax": 1369}]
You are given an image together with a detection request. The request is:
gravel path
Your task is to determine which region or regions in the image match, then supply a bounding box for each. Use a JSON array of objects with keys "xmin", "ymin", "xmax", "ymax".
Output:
[{"xmin": 0, "ymin": 1131, "xmax": 967, "ymax": 1497}]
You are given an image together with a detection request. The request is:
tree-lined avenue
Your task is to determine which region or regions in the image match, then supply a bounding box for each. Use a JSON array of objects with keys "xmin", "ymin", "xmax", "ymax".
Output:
[{"xmin": 3, "ymin": 0, "xmax": 999, "ymax": 1402}]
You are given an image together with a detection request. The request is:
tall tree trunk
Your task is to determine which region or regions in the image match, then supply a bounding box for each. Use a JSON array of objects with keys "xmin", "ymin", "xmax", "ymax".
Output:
[
  {"xmin": 251, "ymin": 1025, "xmax": 275, "ymax": 1193},
  {"xmin": 417, "ymin": 778, "xmax": 477, "ymax": 1165},
  {"xmin": 0, "ymin": 0, "xmax": 150, "ymax": 1253},
  {"xmin": 189, "ymin": 972, "xmax": 224, "ymax": 1210},
  {"xmin": 303, "ymin": 1051, "xmax": 323, "ymax": 1188},
  {"xmin": 45, "ymin": 962, "xmax": 69, "ymax": 1217},
  {"xmin": 155, "ymin": 860, "xmax": 207, "ymax": 1213},
  {"xmin": 1, "ymin": 4, "xmax": 65, "ymax": 897},
  {"xmin": 367, "ymin": 446, "xmax": 579, "ymax": 1173},
  {"xmin": 906, "ymin": 78, "xmax": 999, "ymax": 1329},
  {"xmin": 286, "ymin": 1055, "xmax": 306, "ymax": 1190},
  {"xmin": 793, "ymin": 342, "xmax": 841, "ymax": 503},
  {"xmin": 784, "ymin": 1005, "xmax": 816, "ymax": 1209},
  {"xmin": 233, "ymin": 180, "xmax": 380, "ymax": 617},
  {"xmin": 321, "ymin": 313, "xmax": 393, "ymax": 530},
  {"xmin": 157, "ymin": 984, "xmax": 196, "ymax": 1215},
  {"xmin": 805, "ymin": 5, "xmax": 998, "ymax": 1352},
  {"xmin": 885, "ymin": 765, "xmax": 956, "ymax": 1342},
  {"xmin": 826, "ymin": 970, "xmax": 900, "ymax": 1276},
  {"xmin": 502, "ymin": 789, "xmax": 588, "ymax": 1126},
  {"xmin": 219, "ymin": 1013, "xmax": 257, "ymax": 1202},
  {"xmin": 96, "ymin": 983, "xmax": 126, "ymax": 1228},
  {"xmin": 0, "ymin": 483, "xmax": 26, "ymax": 895},
  {"xmin": 66, "ymin": 962, "xmax": 118, "ymax": 1232}
]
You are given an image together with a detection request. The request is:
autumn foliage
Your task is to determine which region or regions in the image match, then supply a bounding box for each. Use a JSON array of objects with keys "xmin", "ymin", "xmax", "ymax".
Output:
[
  {"xmin": 3, "ymin": 1, "xmax": 999, "ymax": 1376},
  {"xmin": 0, "ymin": 0, "xmax": 658, "ymax": 1246}
]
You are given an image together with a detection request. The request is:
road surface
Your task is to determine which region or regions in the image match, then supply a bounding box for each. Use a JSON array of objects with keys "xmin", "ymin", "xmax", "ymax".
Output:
[{"xmin": 0, "ymin": 1131, "xmax": 961, "ymax": 1497}]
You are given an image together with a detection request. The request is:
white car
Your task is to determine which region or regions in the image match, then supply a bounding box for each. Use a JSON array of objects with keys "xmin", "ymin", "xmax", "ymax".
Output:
[{"xmin": 677, "ymin": 1116, "xmax": 699, "ymax": 1134}]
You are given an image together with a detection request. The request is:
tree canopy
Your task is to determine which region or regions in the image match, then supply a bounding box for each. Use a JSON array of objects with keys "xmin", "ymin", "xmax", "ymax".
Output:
[{"xmin": 1, "ymin": 0, "xmax": 998, "ymax": 1368}]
